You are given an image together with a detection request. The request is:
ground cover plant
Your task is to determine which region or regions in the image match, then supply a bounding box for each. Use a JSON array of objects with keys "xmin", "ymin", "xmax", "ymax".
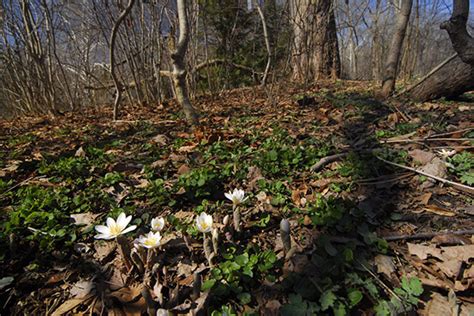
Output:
[{"xmin": 0, "ymin": 82, "xmax": 473, "ymax": 315}]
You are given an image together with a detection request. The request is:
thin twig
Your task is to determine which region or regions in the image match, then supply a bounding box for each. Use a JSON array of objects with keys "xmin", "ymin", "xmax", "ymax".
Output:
[
  {"xmin": 376, "ymin": 156, "xmax": 474, "ymax": 194},
  {"xmin": 310, "ymin": 153, "xmax": 348, "ymax": 172},
  {"xmin": 380, "ymin": 138, "xmax": 473, "ymax": 144},
  {"xmin": 425, "ymin": 128, "xmax": 473, "ymax": 139},
  {"xmin": 356, "ymin": 173, "xmax": 413, "ymax": 185},
  {"xmin": 382, "ymin": 229, "xmax": 474, "ymax": 241},
  {"xmin": 357, "ymin": 260, "xmax": 402, "ymax": 302},
  {"xmin": 0, "ymin": 175, "xmax": 46, "ymax": 198}
]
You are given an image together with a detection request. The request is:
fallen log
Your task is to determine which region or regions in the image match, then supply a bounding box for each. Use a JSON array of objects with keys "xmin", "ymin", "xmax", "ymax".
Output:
[{"xmin": 407, "ymin": 55, "xmax": 474, "ymax": 101}]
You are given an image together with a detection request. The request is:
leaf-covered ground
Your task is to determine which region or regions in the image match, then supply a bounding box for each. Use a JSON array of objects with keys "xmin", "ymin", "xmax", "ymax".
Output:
[{"xmin": 0, "ymin": 81, "xmax": 473, "ymax": 315}]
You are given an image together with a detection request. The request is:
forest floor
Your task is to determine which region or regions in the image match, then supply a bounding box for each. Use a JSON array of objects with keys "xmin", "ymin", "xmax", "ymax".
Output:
[{"xmin": 0, "ymin": 81, "xmax": 473, "ymax": 315}]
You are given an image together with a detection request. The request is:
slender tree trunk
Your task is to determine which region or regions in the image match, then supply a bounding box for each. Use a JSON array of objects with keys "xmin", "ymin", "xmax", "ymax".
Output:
[
  {"xmin": 254, "ymin": 0, "xmax": 272, "ymax": 86},
  {"xmin": 170, "ymin": 0, "xmax": 199, "ymax": 126},
  {"xmin": 110, "ymin": 0, "xmax": 135, "ymax": 121},
  {"xmin": 380, "ymin": 0, "xmax": 413, "ymax": 98},
  {"xmin": 371, "ymin": 0, "xmax": 382, "ymax": 81}
]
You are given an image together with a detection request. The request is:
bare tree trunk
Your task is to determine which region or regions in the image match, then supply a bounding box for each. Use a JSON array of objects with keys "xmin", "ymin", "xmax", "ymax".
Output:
[
  {"xmin": 170, "ymin": 0, "xmax": 199, "ymax": 126},
  {"xmin": 371, "ymin": 0, "xmax": 382, "ymax": 81},
  {"xmin": 110, "ymin": 0, "xmax": 135, "ymax": 121},
  {"xmin": 380, "ymin": 0, "xmax": 413, "ymax": 98},
  {"xmin": 254, "ymin": 0, "xmax": 272, "ymax": 86},
  {"xmin": 289, "ymin": 0, "xmax": 340, "ymax": 82}
]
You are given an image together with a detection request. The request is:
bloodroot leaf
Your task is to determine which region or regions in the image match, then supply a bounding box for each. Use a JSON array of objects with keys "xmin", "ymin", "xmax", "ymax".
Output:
[
  {"xmin": 348, "ymin": 289, "xmax": 363, "ymax": 307},
  {"xmin": 237, "ymin": 292, "xmax": 251, "ymax": 305},
  {"xmin": 320, "ymin": 290, "xmax": 336, "ymax": 311}
]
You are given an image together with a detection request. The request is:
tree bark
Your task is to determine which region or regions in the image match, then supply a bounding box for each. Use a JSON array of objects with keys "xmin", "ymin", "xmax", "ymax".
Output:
[
  {"xmin": 380, "ymin": 0, "xmax": 413, "ymax": 98},
  {"xmin": 440, "ymin": 0, "xmax": 474, "ymax": 64},
  {"xmin": 170, "ymin": 0, "xmax": 199, "ymax": 126},
  {"xmin": 371, "ymin": 0, "xmax": 382, "ymax": 81},
  {"xmin": 290, "ymin": 0, "xmax": 340, "ymax": 82}
]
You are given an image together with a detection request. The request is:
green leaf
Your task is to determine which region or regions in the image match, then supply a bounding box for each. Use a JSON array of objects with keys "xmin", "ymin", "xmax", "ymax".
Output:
[
  {"xmin": 320, "ymin": 290, "xmax": 336, "ymax": 311},
  {"xmin": 403, "ymin": 277, "xmax": 423, "ymax": 296},
  {"xmin": 343, "ymin": 248, "xmax": 353, "ymax": 262},
  {"xmin": 268, "ymin": 150, "xmax": 278, "ymax": 161},
  {"xmin": 237, "ymin": 292, "xmax": 252, "ymax": 305},
  {"xmin": 374, "ymin": 301, "xmax": 390, "ymax": 316},
  {"xmin": 460, "ymin": 173, "xmax": 474, "ymax": 185},
  {"xmin": 348, "ymin": 289, "xmax": 363, "ymax": 307},
  {"xmin": 333, "ymin": 302, "xmax": 347, "ymax": 316},
  {"xmin": 235, "ymin": 253, "xmax": 249, "ymax": 267},
  {"xmin": 242, "ymin": 266, "xmax": 253, "ymax": 277},
  {"xmin": 280, "ymin": 294, "xmax": 308, "ymax": 316},
  {"xmin": 201, "ymin": 279, "xmax": 216, "ymax": 291}
]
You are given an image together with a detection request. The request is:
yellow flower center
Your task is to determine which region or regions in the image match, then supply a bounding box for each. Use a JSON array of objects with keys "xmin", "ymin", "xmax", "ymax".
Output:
[
  {"xmin": 200, "ymin": 221, "xmax": 209, "ymax": 230},
  {"xmin": 109, "ymin": 224, "xmax": 122, "ymax": 236},
  {"xmin": 144, "ymin": 237, "xmax": 158, "ymax": 247}
]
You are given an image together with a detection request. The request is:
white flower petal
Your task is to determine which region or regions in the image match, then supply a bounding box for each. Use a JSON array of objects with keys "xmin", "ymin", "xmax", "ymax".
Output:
[
  {"xmin": 95, "ymin": 233, "xmax": 114, "ymax": 240},
  {"xmin": 151, "ymin": 217, "xmax": 165, "ymax": 231},
  {"xmin": 116, "ymin": 213, "xmax": 130, "ymax": 229},
  {"xmin": 121, "ymin": 225, "xmax": 137, "ymax": 235},
  {"xmin": 224, "ymin": 192, "xmax": 233, "ymax": 201},
  {"xmin": 95, "ymin": 225, "xmax": 110, "ymax": 234},
  {"xmin": 106, "ymin": 217, "xmax": 116, "ymax": 228}
]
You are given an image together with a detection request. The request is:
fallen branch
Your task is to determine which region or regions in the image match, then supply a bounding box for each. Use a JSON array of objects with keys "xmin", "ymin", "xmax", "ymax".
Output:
[
  {"xmin": 394, "ymin": 53, "xmax": 458, "ymax": 98},
  {"xmin": 382, "ymin": 229, "xmax": 474, "ymax": 241},
  {"xmin": 310, "ymin": 153, "xmax": 348, "ymax": 172},
  {"xmin": 379, "ymin": 137, "xmax": 473, "ymax": 144},
  {"xmin": 191, "ymin": 58, "xmax": 262, "ymax": 75},
  {"xmin": 376, "ymin": 155, "xmax": 474, "ymax": 194},
  {"xmin": 425, "ymin": 127, "xmax": 473, "ymax": 139}
]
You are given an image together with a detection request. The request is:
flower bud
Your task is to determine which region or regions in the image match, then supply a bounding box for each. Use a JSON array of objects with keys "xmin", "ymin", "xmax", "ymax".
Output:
[
  {"xmin": 280, "ymin": 218, "xmax": 291, "ymax": 254},
  {"xmin": 223, "ymin": 215, "xmax": 230, "ymax": 226},
  {"xmin": 211, "ymin": 228, "xmax": 219, "ymax": 254}
]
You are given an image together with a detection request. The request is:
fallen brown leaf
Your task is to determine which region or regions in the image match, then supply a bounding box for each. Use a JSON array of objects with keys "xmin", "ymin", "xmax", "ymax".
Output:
[
  {"xmin": 407, "ymin": 243, "xmax": 443, "ymax": 260},
  {"xmin": 374, "ymin": 255, "xmax": 396, "ymax": 279},
  {"xmin": 51, "ymin": 294, "xmax": 94, "ymax": 316},
  {"xmin": 422, "ymin": 292, "xmax": 454, "ymax": 316},
  {"xmin": 441, "ymin": 245, "xmax": 474, "ymax": 262},
  {"xmin": 70, "ymin": 279, "xmax": 95, "ymax": 298},
  {"xmin": 409, "ymin": 149, "xmax": 435, "ymax": 165},
  {"xmin": 423, "ymin": 204, "xmax": 456, "ymax": 217}
]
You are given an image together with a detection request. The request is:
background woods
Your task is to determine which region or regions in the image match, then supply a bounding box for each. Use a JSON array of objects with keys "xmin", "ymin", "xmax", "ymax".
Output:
[
  {"xmin": 1, "ymin": 1, "xmax": 473, "ymax": 315},
  {"xmin": 1, "ymin": 0, "xmax": 472, "ymax": 119}
]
